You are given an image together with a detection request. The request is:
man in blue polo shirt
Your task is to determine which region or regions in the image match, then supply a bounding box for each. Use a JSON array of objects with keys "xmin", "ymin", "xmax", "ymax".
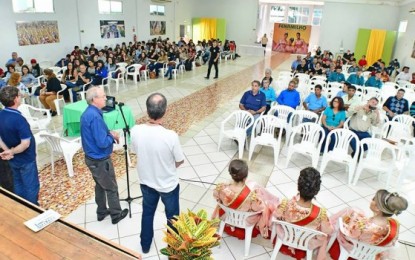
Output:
[
  {"xmin": 0, "ymin": 86, "xmax": 39, "ymax": 205},
  {"xmin": 80, "ymin": 87, "xmax": 128, "ymax": 224},
  {"xmin": 277, "ymin": 80, "xmax": 300, "ymax": 109},
  {"xmin": 239, "ymin": 80, "xmax": 266, "ymax": 135},
  {"xmin": 303, "ymin": 84, "xmax": 327, "ymax": 116},
  {"xmin": 328, "ymin": 66, "xmax": 346, "ymax": 82},
  {"xmin": 365, "ymin": 71, "xmax": 383, "ymax": 89}
]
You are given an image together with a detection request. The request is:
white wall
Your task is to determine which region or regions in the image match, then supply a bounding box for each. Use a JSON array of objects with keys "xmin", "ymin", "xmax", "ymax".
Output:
[
  {"xmin": 319, "ymin": 2, "xmax": 400, "ymax": 53},
  {"xmin": 188, "ymin": 0, "xmax": 258, "ymax": 45},
  {"xmin": 394, "ymin": 3, "xmax": 415, "ymax": 69}
]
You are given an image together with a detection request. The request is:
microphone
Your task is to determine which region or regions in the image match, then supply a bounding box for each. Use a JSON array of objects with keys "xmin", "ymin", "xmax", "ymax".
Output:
[{"xmin": 115, "ymin": 101, "xmax": 124, "ymax": 106}]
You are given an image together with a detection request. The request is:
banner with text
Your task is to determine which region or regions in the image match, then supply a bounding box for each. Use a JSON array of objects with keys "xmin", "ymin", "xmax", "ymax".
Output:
[{"xmin": 272, "ymin": 23, "xmax": 311, "ymax": 54}]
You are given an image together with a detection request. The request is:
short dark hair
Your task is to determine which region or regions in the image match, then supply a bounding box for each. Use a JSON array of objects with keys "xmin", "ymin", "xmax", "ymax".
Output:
[
  {"xmin": 228, "ymin": 159, "xmax": 248, "ymax": 183},
  {"xmin": 314, "ymin": 84, "xmax": 322, "ymax": 90},
  {"xmin": 398, "ymin": 88, "xmax": 405, "ymax": 93},
  {"xmin": 146, "ymin": 93, "xmax": 167, "ymax": 120},
  {"xmin": 0, "ymin": 86, "xmax": 19, "ymax": 107},
  {"xmin": 348, "ymin": 85, "xmax": 356, "ymax": 91},
  {"xmin": 252, "ymin": 80, "xmax": 261, "ymax": 86},
  {"xmin": 298, "ymin": 167, "xmax": 321, "ymax": 201}
]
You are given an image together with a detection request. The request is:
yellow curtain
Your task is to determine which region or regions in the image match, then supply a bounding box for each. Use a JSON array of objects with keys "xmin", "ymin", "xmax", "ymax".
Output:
[
  {"xmin": 366, "ymin": 29, "xmax": 386, "ymax": 66},
  {"xmin": 201, "ymin": 18, "xmax": 217, "ymax": 40}
]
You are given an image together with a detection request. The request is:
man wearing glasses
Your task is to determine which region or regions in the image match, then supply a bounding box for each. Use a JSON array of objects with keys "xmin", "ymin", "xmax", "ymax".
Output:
[{"xmin": 80, "ymin": 87, "xmax": 128, "ymax": 224}]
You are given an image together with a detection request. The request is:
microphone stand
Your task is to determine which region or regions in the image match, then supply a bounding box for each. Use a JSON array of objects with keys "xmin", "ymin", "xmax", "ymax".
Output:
[{"xmin": 118, "ymin": 102, "xmax": 141, "ymax": 218}]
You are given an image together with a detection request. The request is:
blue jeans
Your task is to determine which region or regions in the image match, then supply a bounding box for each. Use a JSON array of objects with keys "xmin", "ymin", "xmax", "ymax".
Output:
[
  {"xmin": 66, "ymin": 81, "xmax": 81, "ymax": 102},
  {"xmin": 140, "ymin": 184, "xmax": 180, "ymax": 251},
  {"xmin": 321, "ymin": 126, "xmax": 336, "ymax": 153},
  {"xmin": 247, "ymin": 114, "xmax": 261, "ymax": 136},
  {"xmin": 350, "ymin": 130, "xmax": 371, "ymax": 156},
  {"xmin": 9, "ymin": 160, "xmax": 40, "ymax": 205}
]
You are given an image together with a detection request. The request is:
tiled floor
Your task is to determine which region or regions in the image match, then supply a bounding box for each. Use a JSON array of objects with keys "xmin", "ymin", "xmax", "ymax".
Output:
[{"xmin": 36, "ymin": 52, "xmax": 415, "ymax": 259}]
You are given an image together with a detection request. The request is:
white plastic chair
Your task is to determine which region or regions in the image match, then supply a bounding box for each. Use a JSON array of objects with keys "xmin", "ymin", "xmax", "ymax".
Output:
[
  {"xmin": 40, "ymin": 133, "xmax": 82, "ymax": 177},
  {"xmin": 397, "ymin": 138, "xmax": 415, "ymax": 185},
  {"xmin": 381, "ymin": 121, "xmax": 412, "ymax": 143},
  {"xmin": 392, "ymin": 114, "xmax": 415, "ymax": 136},
  {"xmin": 396, "ymin": 80, "xmax": 411, "ymax": 88},
  {"xmin": 116, "ymin": 62, "xmax": 128, "ymax": 69},
  {"xmin": 217, "ymin": 204, "xmax": 261, "ymax": 257},
  {"xmin": 108, "ymin": 67, "xmax": 126, "ymax": 92},
  {"xmin": 286, "ymin": 110, "xmax": 319, "ymax": 143},
  {"xmin": 353, "ymin": 138, "xmax": 397, "ymax": 188},
  {"xmin": 48, "ymin": 66, "xmax": 63, "ymax": 75},
  {"xmin": 78, "ymin": 82, "xmax": 92, "ymax": 101},
  {"xmin": 326, "ymin": 82, "xmax": 343, "ymax": 101},
  {"xmin": 270, "ymin": 219, "xmax": 327, "ymax": 260},
  {"xmin": 286, "ymin": 123, "xmax": 325, "ymax": 168},
  {"xmin": 54, "ymin": 84, "xmax": 68, "ymax": 116},
  {"xmin": 320, "ymin": 129, "xmax": 360, "ymax": 184},
  {"xmin": 125, "ymin": 64, "xmax": 142, "ymax": 86},
  {"xmin": 217, "ymin": 111, "xmax": 254, "ymax": 159},
  {"xmin": 330, "ymin": 218, "xmax": 391, "ymax": 260},
  {"xmin": 18, "ymin": 104, "xmax": 51, "ymax": 131},
  {"xmin": 278, "ymin": 71, "xmax": 293, "ymax": 79},
  {"xmin": 269, "ymin": 105, "xmax": 295, "ymax": 123},
  {"xmin": 248, "ymin": 115, "xmax": 285, "ymax": 165}
]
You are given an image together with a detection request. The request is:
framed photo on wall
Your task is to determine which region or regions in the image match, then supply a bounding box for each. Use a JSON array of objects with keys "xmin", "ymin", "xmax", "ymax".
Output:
[
  {"xmin": 100, "ymin": 20, "xmax": 125, "ymax": 39},
  {"xmin": 150, "ymin": 21, "xmax": 166, "ymax": 35},
  {"xmin": 16, "ymin": 21, "xmax": 60, "ymax": 46}
]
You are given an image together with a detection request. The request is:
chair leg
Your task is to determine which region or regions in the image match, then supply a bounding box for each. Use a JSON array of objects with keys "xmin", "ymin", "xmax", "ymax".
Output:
[
  {"xmin": 348, "ymin": 162, "xmax": 356, "ymax": 184},
  {"xmin": 306, "ymin": 249, "xmax": 313, "ymax": 260},
  {"xmin": 238, "ymin": 138, "xmax": 245, "ymax": 159},
  {"xmin": 248, "ymin": 141, "xmax": 255, "ymax": 161},
  {"xmin": 244, "ymin": 226, "xmax": 254, "ymax": 257},
  {"xmin": 285, "ymin": 150, "xmax": 293, "ymax": 168},
  {"xmin": 64, "ymin": 153, "xmax": 75, "ymax": 177},
  {"xmin": 217, "ymin": 133, "xmax": 223, "ymax": 152},
  {"xmin": 51, "ymin": 154, "xmax": 55, "ymax": 175},
  {"xmin": 54, "ymin": 99, "xmax": 61, "ymax": 116},
  {"xmin": 270, "ymin": 239, "xmax": 283, "ymax": 260},
  {"xmin": 217, "ymin": 221, "xmax": 225, "ymax": 248},
  {"xmin": 319, "ymin": 157, "xmax": 328, "ymax": 176},
  {"xmin": 273, "ymin": 143, "xmax": 280, "ymax": 166},
  {"xmin": 352, "ymin": 166, "xmax": 363, "ymax": 185}
]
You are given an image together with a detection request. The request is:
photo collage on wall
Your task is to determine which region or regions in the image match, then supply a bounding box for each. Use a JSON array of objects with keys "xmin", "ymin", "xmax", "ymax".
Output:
[
  {"xmin": 100, "ymin": 20, "xmax": 126, "ymax": 39},
  {"xmin": 16, "ymin": 20, "xmax": 60, "ymax": 46}
]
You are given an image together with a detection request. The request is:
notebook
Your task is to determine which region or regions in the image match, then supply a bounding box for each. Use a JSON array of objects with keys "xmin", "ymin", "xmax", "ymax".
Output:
[{"xmin": 102, "ymin": 96, "xmax": 116, "ymax": 112}]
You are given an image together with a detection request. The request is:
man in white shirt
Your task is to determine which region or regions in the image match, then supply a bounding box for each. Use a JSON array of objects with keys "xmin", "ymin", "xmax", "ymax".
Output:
[
  {"xmin": 396, "ymin": 66, "xmax": 411, "ymax": 82},
  {"xmin": 130, "ymin": 93, "xmax": 184, "ymax": 254}
]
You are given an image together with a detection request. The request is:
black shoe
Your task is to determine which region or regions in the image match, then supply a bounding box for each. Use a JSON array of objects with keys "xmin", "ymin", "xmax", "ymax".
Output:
[
  {"xmin": 142, "ymin": 247, "xmax": 150, "ymax": 254},
  {"xmin": 97, "ymin": 210, "xmax": 110, "ymax": 221},
  {"xmin": 204, "ymin": 76, "xmax": 209, "ymax": 79},
  {"xmin": 213, "ymin": 77, "xmax": 218, "ymax": 79},
  {"xmin": 51, "ymin": 111, "xmax": 57, "ymax": 117},
  {"xmin": 168, "ymin": 77, "xmax": 173, "ymax": 80},
  {"xmin": 112, "ymin": 209, "xmax": 128, "ymax": 224}
]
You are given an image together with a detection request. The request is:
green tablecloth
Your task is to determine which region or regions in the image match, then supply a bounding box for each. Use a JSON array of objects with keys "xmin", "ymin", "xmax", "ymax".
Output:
[{"xmin": 63, "ymin": 100, "xmax": 136, "ymax": 137}]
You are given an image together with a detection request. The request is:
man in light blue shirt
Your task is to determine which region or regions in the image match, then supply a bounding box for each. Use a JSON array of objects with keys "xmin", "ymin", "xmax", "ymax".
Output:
[
  {"xmin": 260, "ymin": 79, "xmax": 277, "ymax": 114},
  {"xmin": 303, "ymin": 85, "xmax": 327, "ymax": 116},
  {"xmin": 291, "ymin": 55, "xmax": 302, "ymax": 72},
  {"xmin": 328, "ymin": 66, "xmax": 346, "ymax": 82}
]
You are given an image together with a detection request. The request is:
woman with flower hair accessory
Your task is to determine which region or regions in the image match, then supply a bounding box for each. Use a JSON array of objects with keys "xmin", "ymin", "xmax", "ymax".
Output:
[{"xmin": 328, "ymin": 189, "xmax": 408, "ymax": 259}]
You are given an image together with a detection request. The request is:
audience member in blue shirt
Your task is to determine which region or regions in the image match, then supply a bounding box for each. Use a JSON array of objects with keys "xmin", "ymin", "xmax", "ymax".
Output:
[
  {"xmin": 336, "ymin": 82, "xmax": 351, "ymax": 97},
  {"xmin": 5, "ymin": 52, "xmax": 18, "ymax": 66},
  {"xmin": 291, "ymin": 55, "xmax": 302, "ymax": 72},
  {"xmin": 260, "ymin": 79, "xmax": 277, "ymax": 114},
  {"xmin": 328, "ymin": 66, "xmax": 346, "ymax": 82},
  {"xmin": 320, "ymin": 96, "xmax": 347, "ymax": 151},
  {"xmin": 347, "ymin": 68, "xmax": 365, "ymax": 86},
  {"xmin": 303, "ymin": 85, "xmax": 327, "ymax": 115},
  {"xmin": 239, "ymin": 80, "xmax": 267, "ymax": 136},
  {"xmin": 91, "ymin": 60, "xmax": 108, "ymax": 86},
  {"xmin": 365, "ymin": 71, "xmax": 383, "ymax": 89},
  {"xmin": 277, "ymin": 81, "xmax": 300, "ymax": 109},
  {"xmin": 347, "ymin": 61, "xmax": 359, "ymax": 73}
]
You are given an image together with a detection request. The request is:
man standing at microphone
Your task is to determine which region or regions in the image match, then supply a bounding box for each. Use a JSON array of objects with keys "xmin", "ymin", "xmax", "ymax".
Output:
[
  {"xmin": 80, "ymin": 87, "xmax": 128, "ymax": 224},
  {"xmin": 131, "ymin": 93, "xmax": 184, "ymax": 254}
]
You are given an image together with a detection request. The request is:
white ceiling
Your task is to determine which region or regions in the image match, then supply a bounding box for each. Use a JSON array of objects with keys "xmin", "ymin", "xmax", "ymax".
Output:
[{"xmin": 258, "ymin": 0, "xmax": 415, "ymax": 6}]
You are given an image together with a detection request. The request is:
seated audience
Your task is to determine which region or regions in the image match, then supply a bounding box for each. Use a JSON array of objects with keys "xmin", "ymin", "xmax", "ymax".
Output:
[
  {"xmin": 348, "ymin": 97, "xmax": 380, "ymax": 156},
  {"xmin": 328, "ymin": 66, "xmax": 346, "ymax": 83},
  {"xmin": 276, "ymin": 80, "xmax": 300, "ymax": 110},
  {"xmin": 380, "ymin": 70, "xmax": 390, "ymax": 82},
  {"xmin": 4, "ymin": 64, "xmax": 16, "ymax": 83},
  {"xmin": 309, "ymin": 62, "xmax": 324, "ymax": 76},
  {"xmin": 91, "ymin": 60, "xmax": 108, "ymax": 86},
  {"xmin": 395, "ymin": 66, "xmax": 411, "ymax": 82},
  {"xmin": 358, "ymin": 55, "xmax": 367, "ymax": 69},
  {"xmin": 239, "ymin": 80, "xmax": 266, "ymax": 135},
  {"xmin": 342, "ymin": 85, "xmax": 361, "ymax": 116},
  {"xmin": 68, "ymin": 64, "xmax": 91, "ymax": 102},
  {"xmin": 260, "ymin": 79, "xmax": 277, "ymax": 114},
  {"xmin": 273, "ymin": 167, "xmax": 333, "ymax": 260},
  {"xmin": 383, "ymin": 89, "xmax": 409, "ymax": 120},
  {"xmin": 295, "ymin": 59, "xmax": 309, "ymax": 74},
  {"xmin": 346, "ymin": 68, "xmax": 365, "ymax": 86},
  {"xmin": 342, "ymin": 50, "xmax": 353, "ymax": 64},
  {"xmin": 106, "ymin": 57, "xmax": 117, "ymax": 73},
  {"xmin": 61, "ymin": 62, "xmax": 78, "ymax": 85},
  {"xmin": 365, "ymin": 71, "xmax": 383, "ymax": 89},
  {"xmin": 260, "ymin": 68, "xmax": 274, "ymax": 88},
  {"xmin": 386, "ymin": 58, "xmax": 400, "ymax": 76},
  {"xmin": 411, "ymin": 72, "xmax": 415, "ymax": 84},
  {"xmin": 329, "ymin": 189, "xmax": 408, "ymax": 260},
  {"xmin": 291, "ymin": 55, "xmax": 302, "ymax": 72},
  {"xmin": 14, "ymin": 57, "xmax": 24, "ymax": 73},
  {"xmin": 7, "ymin": 73, "xmax": 29, "ymax": 99},
  {"xmin": 303, "ymin": 84, "xmax": 327, "ymax": 116},
  {"xmin": 149, "ymin": 50, "xmax": 168, "ymax": 78},
  {"xmin": 321, "ymin": 97, "xmax": 347, "ymax": 151},
  {"xmin": 20, "ymin": 65, "xmax": 37, "ymax": 87},
  {"xmin": 336, "ymin": 82, "xmax": 350, "ymax": 97},
  {"xmin": 30, "ymin": 59, "xmax": 42, "ymax": 78},
  {"xmin": 5, "ymin": 52, "xmax": 18, "ymax": 66},
  {"xmin": 39, "ymin": 69, "xmax": 62, "ymax": 116},
  {"xmin": 212, "ymin": 159, "xmax": 279, "ymax": 239},
  {"xmin": 347, "ymin": 61, "xmax": 359, "ymax": 73}
]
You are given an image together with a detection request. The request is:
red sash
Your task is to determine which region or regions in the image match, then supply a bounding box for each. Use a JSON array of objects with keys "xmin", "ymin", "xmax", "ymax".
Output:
[
  {"xmin": 377, "ymin": 218, "xmax": 399, "ymax": 246},
  {"xmin": 276, "ymin": 204, "xmax": 321, "ymax": 260},
  {"xmin": 218, "ymin": 185, "xmax": 251, "ymax": 216},
  {"xmin": 218, "ymin": 185, "xmax": 261, "ymax": 239}
]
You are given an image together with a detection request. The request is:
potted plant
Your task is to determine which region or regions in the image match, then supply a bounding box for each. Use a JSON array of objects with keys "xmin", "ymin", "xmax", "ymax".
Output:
[{"xmin": 160, "ymin": 209, "xmax": 221, "ymax": 259}]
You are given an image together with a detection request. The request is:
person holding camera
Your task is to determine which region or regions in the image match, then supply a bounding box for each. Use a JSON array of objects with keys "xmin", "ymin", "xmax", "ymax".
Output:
[{"xmin": 348, "ymin": 97, "xmax": 380, "ymax": 156}]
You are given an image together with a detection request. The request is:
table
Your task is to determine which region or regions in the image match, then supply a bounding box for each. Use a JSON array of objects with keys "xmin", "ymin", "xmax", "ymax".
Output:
[
  {"xmin": 238, "ymin": 44, "xmax": 265, "ymax": 56},
  {"xmin": 0, "ymin": 188, "xmax": 140, "ymax": 259},
  {"xmin": 63, "ymin": 100, "xmax": 135, "ymax": 137}
]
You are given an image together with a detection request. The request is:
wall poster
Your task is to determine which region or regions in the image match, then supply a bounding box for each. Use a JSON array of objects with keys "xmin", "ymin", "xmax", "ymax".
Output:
[
  {"xmin": 272, "ymin": 23, "xmax": 311, "ymax": 54},
  {"xmin": 16, "ymin": 20, "xmax": 60, "ymax": 46},
  {"xmin": 100, "ymin": 20, "xmax": 125, "ymax": 39}
]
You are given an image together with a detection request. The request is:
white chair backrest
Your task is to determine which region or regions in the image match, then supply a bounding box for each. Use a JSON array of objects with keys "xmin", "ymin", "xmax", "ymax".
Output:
[
  {"xmin": 362, "ymin": 71, "xmax": 372, "ymax": 80},
  {"xmin": 289, "ymin": 110, "xmax": 319, "ymax": 128},
  {"xmin": 224, "ymin": 110, "xmax": 255, "ymax": 131},
  {"xmin": 291, "ymin": 123, "xmax": 325, "ymax": 148},
  {"xmin": 273, "ymin": 219, "xmax": 326, "ymax": 251},
  {"xmin": 384, "ymin": 82, "xmax": 400, "ymax": 90},
  {"xmin": 269, "ymin": 105, "xmax": 295, "ymax": 122},
  {"xmin": 218, "ymin": 204, "xmax": 261, "ymax": 228},
  {"xmin": 48, "ymin": 66, "xmax": 62, "ymax": 75},
  {"xmin": 396, "ymin": 80, "xmax": 411, "ymax": 88},
  {"xmin": 295, "ymin": 73, "xmax": 310, "ymax": 85},
  {"xmin": 252, "ymin": 115, "xmax": 285, "ymax": 137},
  {"xmin": 392, "ymin": 114, "xmax": 415, "ymax": 126},
  {"xmin": 310, "ymin": 79, "xmax": 327, "ymax": 88},
  {"xmin": 278, "ymin": 71, "xmax": 293, "ymax": 79},
  {"xmin": 41, "ymin": 134, "xmax": 64, "ymax": 154},
  {"xmin": 327, "ymin": 82, "xmax": 343, "ymax": 99},
  {"xmin": 337, "ymin": 218, "xmax": 390, "ymax": 260},
  {"xmin": 116, "ymin": 62, "xmax": 128, "ymax": 68},
  {"xmin": 360, "ymin": 138, "xmax": 396, "ymax": 162},
  {"xmin": 18, "ymin": 104, "xmax": 32, "ymax": 119},
  {"xmin": 326, "ymin": 129, "xmax": 359, "ymax": 154},
  {"xmin": 382, "ymin": 121, "xmax": 412, "ymax": 142}
]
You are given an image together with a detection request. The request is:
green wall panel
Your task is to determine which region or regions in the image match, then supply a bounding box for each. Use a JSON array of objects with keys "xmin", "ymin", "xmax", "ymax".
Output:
[
  {"xmin": 354, "ymin": 29, "xmax": 371, "ymax": 61},
  {"xmin": 381, "ymin": 31, "xmax": 397, "ymax": 65},
  {"xmin": 216, "ymin": 19, "xmax": 226, "ymax": 42}
]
